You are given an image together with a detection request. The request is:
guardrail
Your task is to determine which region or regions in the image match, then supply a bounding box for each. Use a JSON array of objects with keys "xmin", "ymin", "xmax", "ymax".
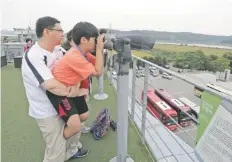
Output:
[
  {"xmin": 1, "ymin": 43, "xmax": 25, "ymax": 62},
  {"xmin": 106, "ymin": 54, "xmax": 232, "ymax": 162}
]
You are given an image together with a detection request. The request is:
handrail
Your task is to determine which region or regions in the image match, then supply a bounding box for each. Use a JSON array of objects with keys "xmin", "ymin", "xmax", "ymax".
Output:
[{"xmin": 132, "ymin": 55, "xmax": 232, "ymax": 102}]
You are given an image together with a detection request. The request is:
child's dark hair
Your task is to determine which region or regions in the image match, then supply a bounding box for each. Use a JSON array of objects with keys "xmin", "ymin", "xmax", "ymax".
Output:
[
  {"xmin": 66, "ymin": 30, "xmax": 72, "ymax": 42},
  {"xmin": 72, "ymin": 22, "xmax": 99, "ymax": 45},
  {"xmin": 99, "ymin": 28, "xmax": 107, "ymax": 34},
  {"xmin": 26, "ymin": 38, "xmax": 32, "ymax": 43}
]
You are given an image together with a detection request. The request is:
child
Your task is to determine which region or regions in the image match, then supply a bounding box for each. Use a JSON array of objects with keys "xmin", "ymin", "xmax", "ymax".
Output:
[
  {"xmin": 46, "ymin": 22, "xmax": 104, "ymax": 139},
  {"xmin": 63, "ymin": 29, "xmax": 96, "ymax": 134}
]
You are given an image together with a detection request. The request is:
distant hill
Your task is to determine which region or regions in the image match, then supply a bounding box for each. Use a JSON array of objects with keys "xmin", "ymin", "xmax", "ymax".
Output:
[
  {"xmin": 110, "ymin": 29, "xmax": 232, "ymax": 46},
  {"xmin": 2, "ymin": 28, "xmax": 232, "ymax": 46}
]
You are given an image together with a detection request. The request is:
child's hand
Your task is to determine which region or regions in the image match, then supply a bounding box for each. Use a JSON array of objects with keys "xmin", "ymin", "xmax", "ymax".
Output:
[
  {"xmin": 85, "ymin": 95, "xmax": 89, "ymax": 102},
  {"xmin": 77, "ymin": 88, "xmax": 89, "ymax": 97},
  {"xmin": 67, "ymin": 83, "xmax": 81, "ymax": 97}
]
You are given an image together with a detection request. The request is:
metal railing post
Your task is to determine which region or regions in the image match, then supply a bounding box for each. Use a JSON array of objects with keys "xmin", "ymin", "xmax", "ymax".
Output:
[
  {"xmin": 109, "ymin": 39, "xmax": 134, "ymax": 162},
  {"xmin": 94, "ymin": 72, "xmax": 108, "ymax": 100},
  {"xmin": 109, "ymin": 49, "xmax": 113, "ymax": 85},
  {"xmin": 131, "ymin": 58, "xmax": 137, "ymax": 122},
  {"xmin": 141, "ymin": 63, "xmax": 149, "ymax": 144},
  {"xmin": 94, "ymin": 50, "xmax": 109, "ymax": 100}
]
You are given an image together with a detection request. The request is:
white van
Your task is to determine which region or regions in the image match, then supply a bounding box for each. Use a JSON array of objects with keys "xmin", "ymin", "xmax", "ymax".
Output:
[{"xmin": 179, "ymin": 97, "xmax": 200, "ymax": 119}]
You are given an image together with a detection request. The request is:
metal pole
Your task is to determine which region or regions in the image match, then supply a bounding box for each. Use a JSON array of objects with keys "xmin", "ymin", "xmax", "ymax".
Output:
[
  {"xmin": 108, "ymin": 23, "xmax": 113, "ymax": 85},
  {"xmin": 109, "ymin": 39, "xmax": 134, "ymax": 162},
  {"xmin": 131, "ymin": 58, "xmax": 137, "ymax": 122},
  {"xmin": 141, "ymin": 63, "xmax": 149, "ymax": 144},
  {"xmin": 109, "ymin": 49, "xmax": 113, "ymax": 85},
  {"xmin": 93, "ymin": 72, "xmax": 108, "ymax": 100}
]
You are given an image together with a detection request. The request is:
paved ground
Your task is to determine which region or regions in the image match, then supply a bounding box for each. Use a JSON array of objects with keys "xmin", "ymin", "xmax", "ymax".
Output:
[
  {"xmin": 109, "ymin": 69, "xmax": 200, "ymax": 148},
  {"xmin": 131, "ymin": 70, "xmax": 199, "ymax": 148},
  {"xmin": 109, "ymin": 66, "xmax": 232, "ymax": 148},
  {"xmin": 184, "ymin": 72, "xmax": 232, "ymax": 91}
]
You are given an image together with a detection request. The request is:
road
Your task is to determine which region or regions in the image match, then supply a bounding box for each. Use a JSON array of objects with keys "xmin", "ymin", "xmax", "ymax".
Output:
[{"xmin": 108, "ymin": 69, "xmax": 200, "ymax": 148}]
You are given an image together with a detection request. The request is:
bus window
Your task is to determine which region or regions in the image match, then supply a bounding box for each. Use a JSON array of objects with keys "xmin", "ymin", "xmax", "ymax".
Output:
[
  {"xmin": 147, "ymin": 98, "xmax": 154, "ymax": 107},
  {"xmin": 166, "ymin": 116, "xmax": 178, "ymax": 125},
  {"xmin": 180, "ymin": 111, "xmax": 191, "ymax": 121}
]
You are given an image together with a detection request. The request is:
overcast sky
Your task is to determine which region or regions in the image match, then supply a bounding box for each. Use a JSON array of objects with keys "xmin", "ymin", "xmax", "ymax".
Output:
[{"xmin": 1, "ymin": 0, "xmax": 232, "ymax": 36}]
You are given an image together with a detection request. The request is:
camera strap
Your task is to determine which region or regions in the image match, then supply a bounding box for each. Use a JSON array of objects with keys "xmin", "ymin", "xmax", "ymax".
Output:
[{"xmin": 74, "ymin": 45, "xmax": 91, "ymax": 94}]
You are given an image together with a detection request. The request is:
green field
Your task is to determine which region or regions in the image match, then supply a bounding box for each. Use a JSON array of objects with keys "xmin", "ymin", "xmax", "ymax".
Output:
[
  {"xmin": 127, "ymin": 44, "xmax": 232, "ymax": 59},
  {"xmin": 112, "ymin": 50, "xmax": 152, "ymax": 58},
  {"xmin": 132, "ymin": 50, "xmax": 153, "ymax": 58},
  {"xmin": 155, "ymin": 44, "xmax": 232, "ymax": 56}
]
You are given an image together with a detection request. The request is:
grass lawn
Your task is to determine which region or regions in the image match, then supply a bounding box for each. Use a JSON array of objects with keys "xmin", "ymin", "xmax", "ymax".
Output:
[
  {"xmin": 122, "ymin": 44, "xmax": 232, "ymax": 59},
  {"xmin": 132, "ymin": 50, "xmax": 153, "ymax": 58},
  {"xmin": 112, "ymin": 50, "xmax": 152, "ymax": 58},
  {"xmin": 155, "ymin": 44, "xmax": 232, "ymax": 56},
  {"xmin": 1, "ymin": 64, "xmax": 153, "ymax": 162}
]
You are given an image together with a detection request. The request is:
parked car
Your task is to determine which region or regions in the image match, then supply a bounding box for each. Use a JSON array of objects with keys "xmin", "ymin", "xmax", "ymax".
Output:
[
  {"xmin": 162, "ymin": 73, "xmax": 172, "ymax": 80},
  {"xmin": 112, "ymin": 71, "xmax": 117, "ymax": 80},
  {"xmin": 149, "ymin": 66, "xmax": 156, "ymax": 71},
  {"xmin": 136, "ymin": 70, "xmax": 145, "ymax": 78},
  {"xmin": 164, "ymin": 64, "xmax": 170, "ymax": 69},
  {"xmin": 150, "ymin": 70, "xmax": 159, "ymax": 77}
]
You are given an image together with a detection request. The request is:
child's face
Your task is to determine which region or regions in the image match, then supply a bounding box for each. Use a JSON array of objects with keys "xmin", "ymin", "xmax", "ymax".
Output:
[
  {"xmin": 81, "ymin": 37, "xmax": 96, "ymax": 53},
  {"xmin": 27, "ymin": 41, "xmax": 32, "ymax": 47}
]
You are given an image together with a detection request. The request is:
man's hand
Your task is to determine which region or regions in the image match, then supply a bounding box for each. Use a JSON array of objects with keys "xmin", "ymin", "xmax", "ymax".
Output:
[
  {"xmin": 67, "ymin": 83, "xmax": 80, "ymax": 97},
  {"xmin": 67, "ymin": 84, "xmax": 89, "ymax": 98}
]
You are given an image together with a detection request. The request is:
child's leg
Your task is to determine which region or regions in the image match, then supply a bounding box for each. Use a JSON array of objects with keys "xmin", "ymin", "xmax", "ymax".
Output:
[
  {"xmin": 74, "ymin": 96, "xmax": 89, "ymax": 121},
  {"xmin": 81, "ymin": 122, "xmax": 91, "ymax": 134},
  {"xmin": 63, "ymin": 114, "xmax": 81, "ymax": 139},
  {"xmin": 74, "ymin": 96, "xmax": 90, "ymax": 133}
]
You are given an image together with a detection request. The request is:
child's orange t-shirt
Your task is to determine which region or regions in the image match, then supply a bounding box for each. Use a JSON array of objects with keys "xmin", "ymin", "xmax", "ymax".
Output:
[
  {"xmin": 52, "ymin": 47, "xmax": 96, "ymax": 87},
  {"xmin": 80, "ymin": 53, "xmax": 96, "ymax": 89}
]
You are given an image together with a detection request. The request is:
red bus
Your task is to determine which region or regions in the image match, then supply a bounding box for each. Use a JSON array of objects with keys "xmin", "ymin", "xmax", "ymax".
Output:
[
  {"xmin": 154, "ymin": 89, "xmax": 192, "ymax": 127},
  {"xmin": 141, "ymin": 89, "xmax": 178, "ymax": 131}
]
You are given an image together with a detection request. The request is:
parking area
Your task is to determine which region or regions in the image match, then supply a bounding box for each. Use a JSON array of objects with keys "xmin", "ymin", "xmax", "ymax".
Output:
[
  {"xmin": 110, "ymin": 68, "xmax": 230, "ymax": 148},
  {"xmin": 111, "ymin": 63, "xmax": 231, "ymax": 149},
  {"xmin": 129, "ymin": 69, "xmax": 200, "ymax": 148}
]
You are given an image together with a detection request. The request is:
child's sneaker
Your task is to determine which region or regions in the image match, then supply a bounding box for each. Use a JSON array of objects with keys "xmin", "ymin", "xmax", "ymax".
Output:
[
  {"xmin": 71, "ymin": 147, "xmax": 89, "ymax": 158},
  {"xmin": 81, "ymin": 126, "xmax": 91, "ymax": 133}
]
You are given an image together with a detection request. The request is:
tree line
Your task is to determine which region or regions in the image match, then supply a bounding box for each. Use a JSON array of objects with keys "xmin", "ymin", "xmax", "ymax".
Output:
[{"xmin": 135, "ymin": 49, "xmax": 232, "ymax": 73}]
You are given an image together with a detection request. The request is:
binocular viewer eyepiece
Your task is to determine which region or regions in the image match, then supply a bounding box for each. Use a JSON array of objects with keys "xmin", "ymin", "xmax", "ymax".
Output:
[{"xmin": 102, "ymin": 33, "xmax": 131, "ymax": 52}]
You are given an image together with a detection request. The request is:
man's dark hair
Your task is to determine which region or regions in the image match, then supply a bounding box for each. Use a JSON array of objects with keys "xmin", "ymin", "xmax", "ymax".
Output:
[
  {"xmin": 66, "ymin": 30, "xmax": 72, "ymax": 42},
  {"xmin": 99, "ymin": 28, "xmax": 107, "ymax": 34},
  {"xmin": 36, "ymin": 16, "xmax": 60, "ymax": 38},
  {"xmin": 72, "ymin": 22, "xmax": 99, "ymax": 45},
  {"xmin": 26, "ymin": 38, "xmax": 32, "ymax": 43}
]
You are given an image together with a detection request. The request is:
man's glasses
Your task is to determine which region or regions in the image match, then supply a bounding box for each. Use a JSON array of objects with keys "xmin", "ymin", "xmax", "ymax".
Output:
[{"xmin": 47, "ymin": 28, "xmax": 64, "ymax": 33}]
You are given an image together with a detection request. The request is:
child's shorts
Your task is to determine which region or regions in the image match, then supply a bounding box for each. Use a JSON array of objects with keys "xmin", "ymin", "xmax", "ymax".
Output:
[{"xmin": 46, "ymin": 91, "xmax": 89, "ymax": 123}]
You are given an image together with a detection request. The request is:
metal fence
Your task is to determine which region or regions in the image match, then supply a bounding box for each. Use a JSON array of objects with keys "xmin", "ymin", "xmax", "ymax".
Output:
[
  {"xmin": 106, "ymin": 53, "xmax": 232, "ymax": 162},
  {"xmin": 1, "ymin": 43, "xmax": 25, "ymax": 62}
]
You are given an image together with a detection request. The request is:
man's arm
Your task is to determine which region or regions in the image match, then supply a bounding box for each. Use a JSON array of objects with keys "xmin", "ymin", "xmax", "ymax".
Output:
[
  {"xmin": 41, "ymin": 79, "xmax": 70, "ymax": 96},
  {"xmin": 25, "ymin": 51, "xmax": 70, "ymax": 96}
]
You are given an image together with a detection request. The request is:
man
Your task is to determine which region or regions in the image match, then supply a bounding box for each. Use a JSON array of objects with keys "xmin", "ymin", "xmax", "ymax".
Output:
[{"xmin": 21, "ymin": 16, "xmax": 88, "ymax": 162}]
